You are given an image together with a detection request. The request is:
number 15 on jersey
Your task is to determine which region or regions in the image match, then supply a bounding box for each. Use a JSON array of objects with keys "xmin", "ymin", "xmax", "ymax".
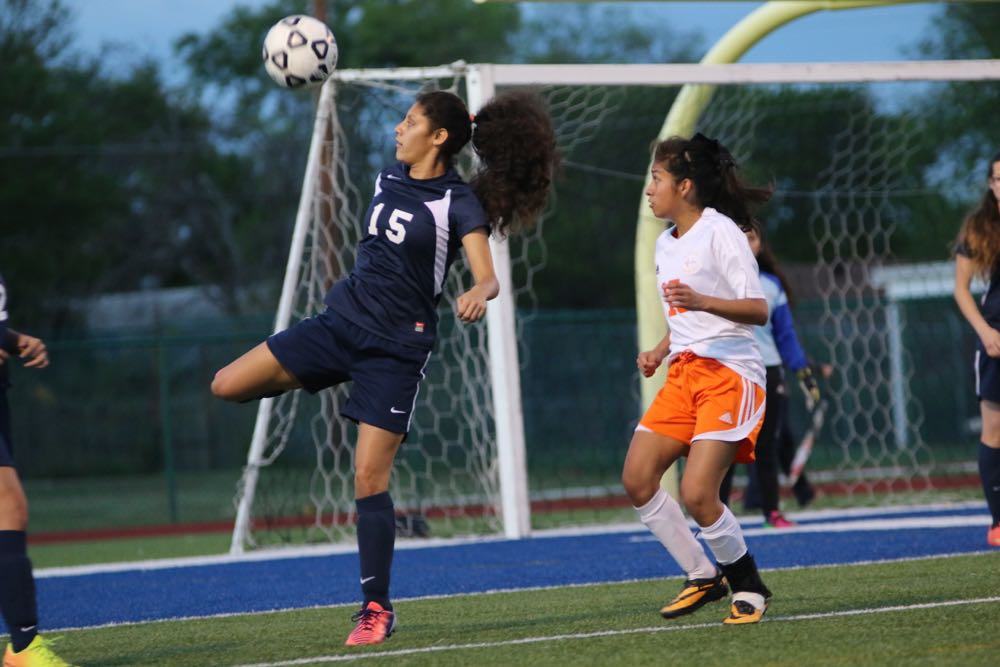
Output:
[{"xmin": 367, "ymin": 203, "xmax": 412, "ymax": 244}]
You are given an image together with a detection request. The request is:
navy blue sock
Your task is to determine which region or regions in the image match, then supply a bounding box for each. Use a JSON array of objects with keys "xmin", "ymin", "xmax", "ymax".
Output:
[
  {"xmin": 0, "ymin": 531, "xmax": 38, "ymax": 652},
  {"xmin": 979, "ymin": 443, "xmax": 1000, "ymax": 526},
  {"xmin": 356, "ymin": 491, "xmax": 395, "ymax": 610}
]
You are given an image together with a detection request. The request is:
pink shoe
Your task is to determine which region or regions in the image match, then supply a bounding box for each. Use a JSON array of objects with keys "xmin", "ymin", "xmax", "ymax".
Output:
[
  {"xmin": 765, "ymin": 511, "xmax": 796, "ymax": 529},
  {"xmin": 988, "ymin": 523, "xmax": 1000, "ymax": 547},
  {"xmin": 345, "ymin": 601, "xmax": 396, "ymax": 646}
]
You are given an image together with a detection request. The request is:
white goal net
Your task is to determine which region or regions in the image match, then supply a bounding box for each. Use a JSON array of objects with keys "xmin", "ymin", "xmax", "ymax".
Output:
[{"xmin": 232, "ymin": 59, "xmax": 1000, "ymax": 552}]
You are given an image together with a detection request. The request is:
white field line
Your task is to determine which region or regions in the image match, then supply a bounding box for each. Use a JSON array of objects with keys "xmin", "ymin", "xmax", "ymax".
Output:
[
  {"xmin": 229, "ymin": 595, "xmax": 1000, "ymax": 667},
  {"xmin": 37, "ymin": 548, "xmax": 996, "ymax": 635},
  {"xmin": 34, "ymin": 500, "xmax": 989, "ymax": 579}
]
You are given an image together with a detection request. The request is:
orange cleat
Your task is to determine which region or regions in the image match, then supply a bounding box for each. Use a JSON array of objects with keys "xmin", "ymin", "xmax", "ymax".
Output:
[
  {"xmin": 660, "ymin": 572, "xmax": 728, "ymax": 619},
  {"xmin": 723, "ymin": 592, "xmax": 769, "ymax": 625},
  {"xmin": 345, "ymin": 601, "xmax": 396, "ymax": 646},
  {"xmin": 3, "ymin": 635, "xmax": 75, "ymax": 667},
  {"xmin": 988, "ymin": 523, "xmax": 1000, "ymax": 547}
]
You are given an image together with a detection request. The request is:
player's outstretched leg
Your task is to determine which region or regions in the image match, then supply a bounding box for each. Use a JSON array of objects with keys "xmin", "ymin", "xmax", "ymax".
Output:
[
  {"xmin": 3, "ymin": 635, "xmax": 75, "ymax": 667},
  {"xmin": 344, "ymin": 601, "xmax": 397, "ymax": 646}
]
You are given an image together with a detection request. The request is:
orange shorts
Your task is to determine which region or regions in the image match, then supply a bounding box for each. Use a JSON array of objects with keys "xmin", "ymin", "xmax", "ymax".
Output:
[{"xmin": 638, "ymin": 352, "xmax": 765, "ymax": 464}]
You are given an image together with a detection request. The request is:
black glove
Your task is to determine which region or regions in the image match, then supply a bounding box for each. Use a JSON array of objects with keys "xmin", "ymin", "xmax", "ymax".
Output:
[{"xmin": 797, "ymin": 366, "xmax": 821, "ymax": 411}]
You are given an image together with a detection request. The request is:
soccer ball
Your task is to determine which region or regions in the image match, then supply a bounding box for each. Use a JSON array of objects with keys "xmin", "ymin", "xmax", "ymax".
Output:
[{"xmin": 262, "ymin": 15, "xmax": 338, "ymax": 89}]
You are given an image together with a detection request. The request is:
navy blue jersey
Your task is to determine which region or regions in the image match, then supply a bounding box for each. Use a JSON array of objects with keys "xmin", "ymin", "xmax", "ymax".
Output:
[
  {"xmin": 957, "ymin": 241, "xmax": 1000, "ymax": 327},
  {"xmin": 324, "ymin": 163, "xmax": 488, "ymax": 350}
]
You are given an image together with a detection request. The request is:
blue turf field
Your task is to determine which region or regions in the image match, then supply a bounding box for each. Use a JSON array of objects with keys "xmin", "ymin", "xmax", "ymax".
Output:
[{"xmin": 36, "ymin": 503, "xmax": 994, "ymax": 631}]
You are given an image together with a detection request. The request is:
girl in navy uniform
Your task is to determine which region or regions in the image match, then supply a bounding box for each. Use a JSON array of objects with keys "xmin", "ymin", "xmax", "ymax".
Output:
[
  {"xmin": 954, "ymin": 150, "xmax": 1000, "ymax": 548},
  {"xmin": 212, "ymin": 90, "xmax": 557, "ymax": 645},
  {"xmin": 0, "ymin": 275, "xmax": 75, "ymax": 666}
]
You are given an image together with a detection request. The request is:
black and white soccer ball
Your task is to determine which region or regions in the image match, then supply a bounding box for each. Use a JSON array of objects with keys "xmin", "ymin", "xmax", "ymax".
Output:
[{"xmin": 262, "ymin": 15, "xmax": 338, "ymax": 89}]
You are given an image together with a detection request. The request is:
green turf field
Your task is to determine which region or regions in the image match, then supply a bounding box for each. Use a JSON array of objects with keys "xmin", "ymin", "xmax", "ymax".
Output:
[{"xmin": 13, "ymin": 552, "xmax": 999, "ymax": 666}]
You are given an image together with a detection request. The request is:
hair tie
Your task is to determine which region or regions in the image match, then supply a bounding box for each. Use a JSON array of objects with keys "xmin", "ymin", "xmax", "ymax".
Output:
[
  {"xmin": 692, "ymin": 132, "xmax": 736, "ymax": 170},
  {"xmin": 690, "ymin": 132, "xmax": 719, "ymax": 154}
]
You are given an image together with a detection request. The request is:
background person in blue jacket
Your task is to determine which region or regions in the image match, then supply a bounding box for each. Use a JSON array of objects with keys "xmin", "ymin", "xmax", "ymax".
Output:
[{"xmin": 720, "ymin": 225, "xmax": 821, "ymax": 527}]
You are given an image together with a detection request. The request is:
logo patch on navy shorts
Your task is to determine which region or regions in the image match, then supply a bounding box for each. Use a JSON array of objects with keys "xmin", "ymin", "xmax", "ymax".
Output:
[{"xmin": 414, "ymin": 321, "xmax": 425, "ymax": 333}]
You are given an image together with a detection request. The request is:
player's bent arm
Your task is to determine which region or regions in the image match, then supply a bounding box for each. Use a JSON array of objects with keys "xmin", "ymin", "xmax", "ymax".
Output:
[
  {"xmin": 954, "ymin": 254, "xmax": 991, "ymax": 337},
  {"xmin": 702, "ymin": 296, "xmax": 768, "ymax": 325},
  {"xmin": 461, "ymin": 228, "xmax": 500, "ymax": 299},
  {"xmin": 455, "ymin": 229, "xmax": 499, "ymax": 323}
]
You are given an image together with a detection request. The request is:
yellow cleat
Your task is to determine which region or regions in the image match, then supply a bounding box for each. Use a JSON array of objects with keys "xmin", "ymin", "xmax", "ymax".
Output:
[
  {"xmin": 3, "ymin": 635, "xmax": 75, "ymax": 667},
  {"xmin": 723, "ymin": 592, "xmax": 769, "ymax": 625},
  {"xmin": 660, "ymin": 572, "xmax": 728, "ymax": 619}
]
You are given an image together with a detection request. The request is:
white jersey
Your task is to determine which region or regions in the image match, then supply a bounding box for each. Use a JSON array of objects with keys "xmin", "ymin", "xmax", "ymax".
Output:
[{"xmin": 654, "ymin": 207, "xmax": 766, "ymax": 387}]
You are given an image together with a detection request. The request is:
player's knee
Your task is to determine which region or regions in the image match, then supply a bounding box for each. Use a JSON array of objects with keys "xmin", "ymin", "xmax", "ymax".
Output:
[
  {"xmin": 621, "ymin": 473, "xmax": 648, "ymax": 506},
  {"xmin": 0, "ymin": 488, "xmax": 28, "ymax": 529},
  {"xmin": 354, "ymin": 466, "xmax": 389, "ymax": 498},
  {"xmin": 981, "ymin": 423, "xmax": 1000, "ymax": 446},
  {"xmin": 680, "ymin": 484, "xmax": 714, "ymax": 524}
]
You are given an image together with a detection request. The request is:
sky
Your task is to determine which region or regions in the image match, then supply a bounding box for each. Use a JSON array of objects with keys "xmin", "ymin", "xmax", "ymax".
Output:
[{"xmin": 61, "ymin": 1, "xmax": 943, "ymax": 69}]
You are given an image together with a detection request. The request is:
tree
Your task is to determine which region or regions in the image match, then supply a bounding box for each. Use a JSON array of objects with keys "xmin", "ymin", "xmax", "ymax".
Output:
[
  {"xmin": 1, "ymin": 0, "xmax": 230, "ymax": 325},
  {"xmin": 915, "ymin": 2, "xmax": 1000, "ymax": 231}
]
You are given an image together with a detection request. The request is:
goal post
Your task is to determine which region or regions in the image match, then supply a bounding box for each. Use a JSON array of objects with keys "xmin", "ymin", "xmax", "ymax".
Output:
[{"xmin": 231, "ymin": 57, "xmax": 1000, "ymax": 553}]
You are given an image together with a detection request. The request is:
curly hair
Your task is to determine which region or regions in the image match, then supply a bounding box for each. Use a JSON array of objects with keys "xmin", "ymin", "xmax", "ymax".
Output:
[
  {"xmin": 955, "ymin": 151, "xmax": 1000, "ymax": 277},
  {"xmin": 414, "ymin": 90, "xmax": 558, "ymax": 238},
  {"xmin": 470, "ymin": 90, "xmax": 558, "ymax": 237},
  {"xmin": 653, "ymin": 133, "xmax": 771, "ymax": 230}
]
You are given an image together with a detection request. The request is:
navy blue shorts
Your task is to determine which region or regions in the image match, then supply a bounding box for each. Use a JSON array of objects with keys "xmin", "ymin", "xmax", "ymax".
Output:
[
  {"xmin": 266, "ymin": 308, "xmax": 431, "ymax": 434},
  {"xmin": 0, "ymin": 391, "xmax": 13, "ymax": 468},
  {"xmin": 976, "ymin": 342, "xmax": 1000, "ymax": 403}
]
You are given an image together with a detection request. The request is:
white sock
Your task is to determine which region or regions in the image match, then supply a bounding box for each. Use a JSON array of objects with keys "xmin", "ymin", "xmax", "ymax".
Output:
[
  {"xmin": 698, "ymin": 505, "xmax": 747, "ymax": 566},
  {"xmin": 636, "ymin": 488, "xmax": 716, "ymax": 579}
]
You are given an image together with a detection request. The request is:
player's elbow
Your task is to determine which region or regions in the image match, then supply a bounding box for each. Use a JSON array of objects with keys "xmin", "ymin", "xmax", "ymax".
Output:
[
  {"xmin": 211, "ymin": 368, "xmax": 240, "ymax": 401},
  {"xmin": 749, "ymin": 299, "xmax": 768, "ymax": 325}
]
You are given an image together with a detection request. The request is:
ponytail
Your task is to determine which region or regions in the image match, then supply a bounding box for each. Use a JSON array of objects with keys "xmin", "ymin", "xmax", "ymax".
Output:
[
  {"xmin": 653, "ymin": 133, "xmax": 771, "ymax": 230},
  {"xmin": 470, "ymin": 90, "xmax": 559, "ymax": 237},
  {"xmin": 415, "ymin": 89, "xmax": 558, "ymax": 237}
]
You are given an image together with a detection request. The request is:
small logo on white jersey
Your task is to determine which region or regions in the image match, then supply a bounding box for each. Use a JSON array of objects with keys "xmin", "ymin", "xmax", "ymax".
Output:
[
  {"xmin": 360, "ymin": 576, "xmax": 376, "ymax": 584},
  {"xmin": 682, "ymin": 254, "xmax": 701, "ymax": 274},
  {"xmin": 719, "ymin": 412, "xmax": 734, "ymax": 425},
  {"xmin": 390, "ymin": 407, "xmax": 407, "ymax": 415}
]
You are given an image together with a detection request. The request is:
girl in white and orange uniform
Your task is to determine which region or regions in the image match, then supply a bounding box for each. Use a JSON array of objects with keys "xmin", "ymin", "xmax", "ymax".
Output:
[{"xmin": 622, "ymin": 133, "xmax": 772, "ymax": 624}]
